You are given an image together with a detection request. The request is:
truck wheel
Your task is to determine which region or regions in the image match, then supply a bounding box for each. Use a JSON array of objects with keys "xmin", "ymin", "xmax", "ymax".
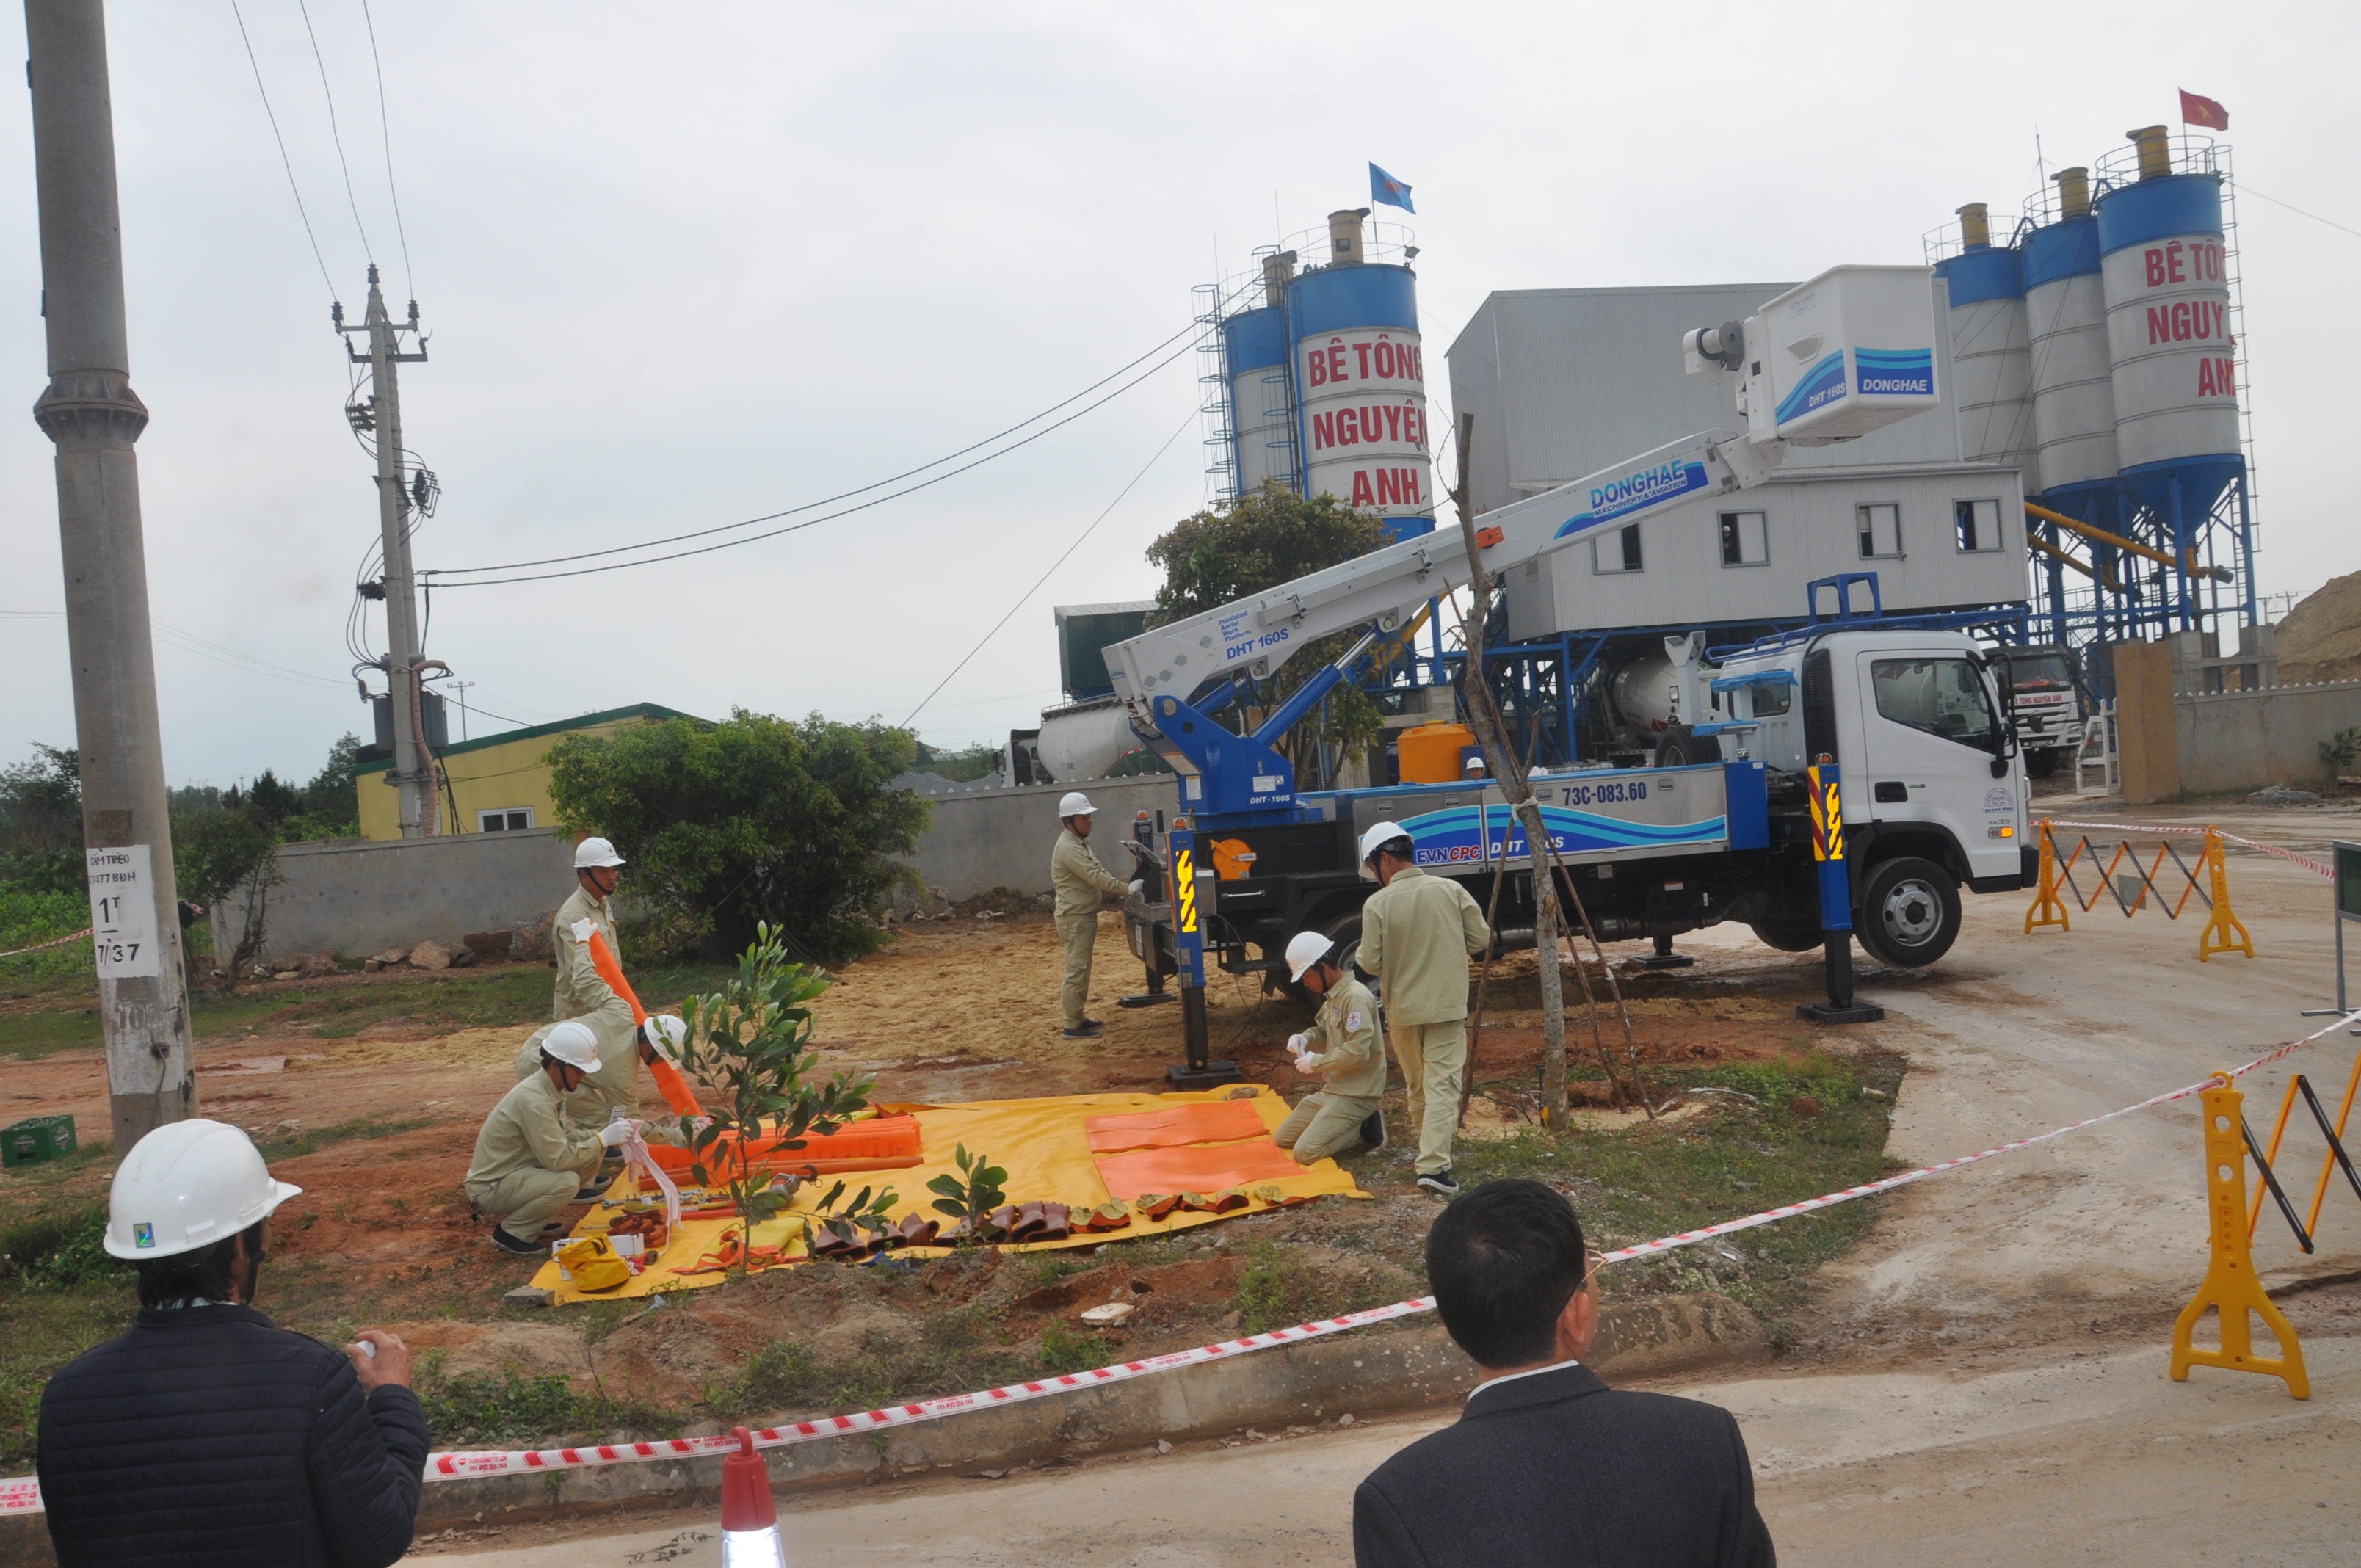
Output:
[
  {"xmin": 2027, "ymin": 748, "xmax": 2061, "ymax": 779},
  {"xmin": 1653, "ymin": 724, "xmax": 1703, "ymax": 767},
  {"xmin": 1749, "ymin": 921, "xmax": 1823, "ymax": 953},
  {"xmin": 1855, "ymin": 856, "xmax": 1961, "ymax": 968}
]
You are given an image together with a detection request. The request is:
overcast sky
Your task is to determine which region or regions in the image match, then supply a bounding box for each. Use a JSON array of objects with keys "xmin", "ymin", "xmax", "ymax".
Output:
[{"xmin": 3, "ymin": 1, "xmax": 2353, "ymax": 788}]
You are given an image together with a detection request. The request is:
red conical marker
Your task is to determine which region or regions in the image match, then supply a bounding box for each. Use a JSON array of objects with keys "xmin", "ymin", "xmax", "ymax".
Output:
[{"xmin": 719, "ymin": 1426, "xmax": 786, "ymax": 1567}]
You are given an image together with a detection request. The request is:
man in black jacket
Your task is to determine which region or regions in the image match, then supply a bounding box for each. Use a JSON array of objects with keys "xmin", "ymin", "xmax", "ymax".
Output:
[
  {"xmin": 38, "ymin": 1119, "xmax": 429, "ymax": 1567},
  {"xmin": 1354, "ymin": 1179, "xmax": 1775, "ymax": 1567}
]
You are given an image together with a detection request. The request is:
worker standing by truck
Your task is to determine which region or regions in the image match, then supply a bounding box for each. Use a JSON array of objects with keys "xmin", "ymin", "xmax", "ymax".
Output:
[
  {"xmin": 1355, "ymin": 821, "xmax": 1490, "ymax": 1196},
  {"xmin": 1050, "ymin": 791, "xmax": 1142, "ymax": 1040},
  {"xmin": 467, "ymin": 1020, "xmax": 637, "ymax": 1253},
  {"xmin": 554, "ymin": 837, "xmax": 625, "ymax": 1023},
  {"xmin": 1274, "ymin": 932, "xmax": 1388, "ymax": 1164}
]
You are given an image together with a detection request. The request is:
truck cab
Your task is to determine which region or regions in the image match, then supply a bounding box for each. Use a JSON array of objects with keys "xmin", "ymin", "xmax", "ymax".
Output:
[
  {"xmin": 1995, "ymin": 643, "xmax": 2082, "ymax": 779},
  {"xmin": 1711, "ymin": 625, "xmax": 2028, "ymax": 962}
]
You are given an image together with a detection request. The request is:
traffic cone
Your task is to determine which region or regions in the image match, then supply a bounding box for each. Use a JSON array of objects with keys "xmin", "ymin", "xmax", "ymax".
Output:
[{"xmin": 719, "ymin": 1426, "xmax": 786, "ymax": 1567}]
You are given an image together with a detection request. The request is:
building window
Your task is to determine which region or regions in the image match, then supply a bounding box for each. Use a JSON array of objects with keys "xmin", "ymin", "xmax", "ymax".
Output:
[
  {"xmin": 479, "ymin": 807, "xmax": 534, "ymax": 832},
  {"xmin": 1592, "ymin": 524, "xmax": 1643, "ymax": 574},
  {"xmin": 1719, "ymin": 510, "xmax": 1769, "ymax": 567},
  {"xmin": 1857, "ymin": 503, "xmax": 1903, "ymax": 559},
  {"xmin": 1955, "ymin": 498, "xmax": 2003, "ymax": 553}
]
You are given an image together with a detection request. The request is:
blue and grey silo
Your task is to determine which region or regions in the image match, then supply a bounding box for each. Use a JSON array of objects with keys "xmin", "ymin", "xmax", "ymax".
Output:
[
  {"xmin": 2021, "ymin": 167, "xmax": 2126, "ymax": 550},
  {"xmin": 1288, "ymin": 208, "xmax": 1435, "ymax": 542},
  {"xmin": 2092, "ymin": 126, "xmax": 2243, "ymax": 540},
  {"xmin": 1222, "ymin": 253, "xmax": 1298, "ymax": 498},
  {"xmin": 1935, "ymin": 203, "xmax": 2040, "ymax": 490}
]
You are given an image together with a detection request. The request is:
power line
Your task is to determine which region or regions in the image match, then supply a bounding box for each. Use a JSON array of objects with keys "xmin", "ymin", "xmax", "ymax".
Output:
[
  {"xmin": 903, "ymin": 405, "xmax": 1195, "ymax": 730},
  {"xmin": 227, "ymin": 0, "xmax": 336, "ymax": 297},
  {"xmin": 424, "ymin": 327, "xmax": 1208, "ymax": 587},
  {"xmin": 295, "ymin": 0, "xmax": 374, "ymax": 262},
  {"xmin": 358, "ymin": 0, "xmax": 415, "ymax": 297},
  {"xmin": 3, "ymin": 609, "xmax": 349, "ymax": 692},
  {"xmin": 2240, "ymin": 184, "xmax": 2361, "ymax": 241},
  {"xmin": 425, "ymin": 311, "xmax": 1217, "ymax": 581}
]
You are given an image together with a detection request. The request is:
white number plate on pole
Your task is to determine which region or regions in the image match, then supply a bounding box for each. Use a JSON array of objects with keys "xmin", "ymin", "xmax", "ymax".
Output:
[{"xmin": 86, "ymin": 845, "xmax": 162, "ymax": 979}]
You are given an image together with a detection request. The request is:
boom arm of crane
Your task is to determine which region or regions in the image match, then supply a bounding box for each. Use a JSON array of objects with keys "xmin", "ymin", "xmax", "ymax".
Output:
[{"xmin": 1105, "ymin": 263, "xmax": 1943, "ymax": 820}]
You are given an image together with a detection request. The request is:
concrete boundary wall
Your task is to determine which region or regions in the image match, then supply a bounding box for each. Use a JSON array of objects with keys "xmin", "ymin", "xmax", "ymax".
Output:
[
  {"xmin": 2116, "ymin": 639, "xmax": 2361, "ymax": 802},
  {"xmin": 217, "ymin": 828, "xmax": 576, "ymax": 962},
  {"xmin": 904, "ymin": 776, "xmax": 1182, "ymax": 903}
]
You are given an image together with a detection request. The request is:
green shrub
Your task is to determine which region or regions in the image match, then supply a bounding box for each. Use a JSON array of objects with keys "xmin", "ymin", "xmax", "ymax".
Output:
[{"xmin": 0, "ymin": 1205, "xmax": 113, "ymax": 1290}]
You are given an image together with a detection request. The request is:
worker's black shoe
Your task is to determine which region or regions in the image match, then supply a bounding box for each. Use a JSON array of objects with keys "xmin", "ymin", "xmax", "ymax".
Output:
[
  {"xmin": 574, "ymin": 1184, "xmax": 609, "ymax": 1201},
  {"xmin": 1062, "ymin": 1022, "xmax": 1103, "ymax": 1039},
  {"xmin": 1081, "ymin": 1017, "xmax": 1106, "ymax": 1029},
  {"xmin": 1358, "ymin": 1110, "xmax": 1387, "ymax": 1153},
  {"xmin": 490, "ymin": 1228, "xmax": 545, "ymax": 1255},
  {"xmin": 1417, "ymin": 1169, "xmax": 1460, "ymax": 1197}
]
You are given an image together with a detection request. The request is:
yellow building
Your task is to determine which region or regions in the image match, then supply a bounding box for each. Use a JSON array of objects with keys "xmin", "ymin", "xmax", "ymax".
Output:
[{"xmin": 352, "ymin": 703, "xmax": 700, "ymax": 841}]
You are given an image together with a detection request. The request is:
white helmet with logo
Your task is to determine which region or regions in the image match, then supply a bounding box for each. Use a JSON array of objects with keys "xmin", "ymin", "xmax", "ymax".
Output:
[
  {"xmin": 641, "ymin": 1014, "xmax": 687, "ymax": 1064},
  {"xmin": 540, "ymin": 1018, "xmax": 602, "ymax": 1072},
  {"xmin": 104, "ymin": 1119, "xmax": 304, "ymax": 1260},
  {"xmin": 1057, "ymin": 791, "xmax": 1097, "ymax": 818},
  {"xmin": 573, "ymin": 836, "xmax": 626, "ymax": 869},
  {"xmin": 1358, "ymin": 821, "xmax": 1415, "ymax": 866},
  {"xmin": 1285, "ymin": 931, "xmax": 1335, "ymax": 984}
]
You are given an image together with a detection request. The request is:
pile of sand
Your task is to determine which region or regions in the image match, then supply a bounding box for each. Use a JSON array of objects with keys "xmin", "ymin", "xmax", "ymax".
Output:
[{"xmin": 2274, "ymin": 570, "xmax": 2361, "ymax": 686}]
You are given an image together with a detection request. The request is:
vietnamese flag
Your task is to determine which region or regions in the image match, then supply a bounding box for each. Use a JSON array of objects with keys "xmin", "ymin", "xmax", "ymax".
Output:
[{"xmin": 2180, "ymin": 89, "xmax": 2229, "ymax": 131}]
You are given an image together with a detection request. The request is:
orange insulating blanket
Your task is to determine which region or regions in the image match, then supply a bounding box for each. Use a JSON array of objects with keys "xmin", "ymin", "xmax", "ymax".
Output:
[
  {"xmin": 643, "ymin": 1112, "xmax": 926, "ymax": 1180},
  {"xmin": 584, "ymin": 926, "xmax": 703, "ymax": 1119},
  {"xmin": 1084, "ymin": 1100, "xmax": 1268, "ymax": 1153},
  {"xmin": 1092, "ymin": 1139, "xmax": 1304, "ymax": 1200}
]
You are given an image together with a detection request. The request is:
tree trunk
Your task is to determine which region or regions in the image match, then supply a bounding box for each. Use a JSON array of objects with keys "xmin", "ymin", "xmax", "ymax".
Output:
[{"xmin": 1449, "ymin": 413, "xmax": 1569, "ymax": 1128}]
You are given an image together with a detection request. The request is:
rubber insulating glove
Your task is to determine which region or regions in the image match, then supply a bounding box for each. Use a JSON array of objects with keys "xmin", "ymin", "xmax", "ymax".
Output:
[{"xmin": 598, "ymin": 1118, "xmax": 640, "ymax": 1148}]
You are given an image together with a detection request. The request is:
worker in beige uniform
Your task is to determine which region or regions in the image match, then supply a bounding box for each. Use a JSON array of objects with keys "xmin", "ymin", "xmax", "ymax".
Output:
[
  {"xmin": 1049, "ymin": 791, "xmax": 1142, "ymax": 1040},
  {"xmin": 1273, "ymin": 931, "xmax": 1389, "ymax": 1164},
  {"xmin": 551, "ymin": 837, "xmax": 625, "ymax": 1023},
  {"xmin": 466, "ymin": 1020, "xmax": 638, "ymax": 1253},
  {"xmin": 1355, "ymin": 820, "xmax": 1490, "ymax": 1196}
]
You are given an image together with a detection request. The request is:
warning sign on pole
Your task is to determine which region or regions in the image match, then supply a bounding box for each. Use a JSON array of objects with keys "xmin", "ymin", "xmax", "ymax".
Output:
[{"xmin": 84, "ymin": 845, "xmax": 161, "ymax": 979}]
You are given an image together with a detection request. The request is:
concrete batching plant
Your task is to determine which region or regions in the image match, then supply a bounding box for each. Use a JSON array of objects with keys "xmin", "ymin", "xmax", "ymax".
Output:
[{"xmin": 1927, "ymin": 124, "xmax": 2255, "ymax": 672}]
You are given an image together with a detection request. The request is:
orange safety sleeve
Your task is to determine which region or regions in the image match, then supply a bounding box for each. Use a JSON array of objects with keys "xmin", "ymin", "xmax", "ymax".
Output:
[
  {"xmin": 583, "ymin": 928, "xmax": 648, "ymax": 1025},
  {"xmin": 649, "ymin": 1057, "xmax": 703, "ymax": 1119},
  {"xmin": 587, "ymin": 927, "xmax": 705, "ymax": 1117}
]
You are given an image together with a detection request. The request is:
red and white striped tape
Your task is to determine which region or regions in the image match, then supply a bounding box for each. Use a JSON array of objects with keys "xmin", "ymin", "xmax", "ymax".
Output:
[
  {"xmin": 4, "ymin": 1007, "xmax": 2354, "ymax": 1517},
  {"xmin": 2046, "ymin": 818, "xmax": 2335, "ymax": 880},
  {"xmin": 0, "ymin": 927, "xmax": 90, "ymax": 961}
]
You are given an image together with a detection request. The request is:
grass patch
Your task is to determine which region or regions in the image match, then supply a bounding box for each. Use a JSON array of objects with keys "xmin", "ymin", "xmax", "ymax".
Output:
[
  {"xmin": 254, "ymin": 1116, "xmax": 432, "ymax": 1164},
  {"xmin": 0, "ymin": 957, "xmax": 737, "ymax": 1061},
  {"xmin": 1457, "ymin": 1050, "xmax": 1904, "ymax": 1343}
]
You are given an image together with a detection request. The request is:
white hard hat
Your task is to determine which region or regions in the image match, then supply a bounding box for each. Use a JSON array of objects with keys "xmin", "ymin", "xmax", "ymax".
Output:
[
  {"xmin": 573, "ymin": 836, "xmax": 626, "ymax": 870},
  {"xmin": 641, "ymin": 1014, "xmax": 687, "ymax": 1064},
  {"xmin": 542, "ymin": 1018, "xmax": 602, "ymax": 1072},
  {"xmin": 1285, "ymin": 931, "xmax": 1334, "ymax": 984},
  {"xmin": 1359, "ymin": 821, "xmax": 1415, "ymax": 865},
  {"xmin": 104, "ymin": 1119, "xmax": 303, "ymax": 1260},
  {"xmin": 1058, "ymin": 791, "xmax": 1097, "ymax": 818}
]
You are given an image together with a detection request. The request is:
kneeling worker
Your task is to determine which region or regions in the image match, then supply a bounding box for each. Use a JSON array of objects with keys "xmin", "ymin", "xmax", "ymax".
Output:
[
  {"xmin": 468, "ymin": 1020, "xmax": 637, "ymax": 1254},
  {"xmin": 513, "ymin": 1013, "xmax": 692, "ymax": 1148},
  {"xmin": 1273, "ymin": 931, "xmax": 1388, "ymax": 1164}
]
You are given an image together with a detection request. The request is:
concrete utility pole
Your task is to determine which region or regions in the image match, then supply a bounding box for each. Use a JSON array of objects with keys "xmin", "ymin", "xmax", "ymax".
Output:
[
  {"xmin": 26, "ymin": 0, "xmax": 198, "ymax": 1150},
  {"xmin": 338, "ymin": 267, "xmax": 435, "ymax": 835}
]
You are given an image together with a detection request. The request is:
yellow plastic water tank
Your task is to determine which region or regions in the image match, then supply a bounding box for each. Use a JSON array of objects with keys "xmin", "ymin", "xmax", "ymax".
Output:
[{"xmin": 1396, "ymin": 722, "xmax": 1477, "ymax": 784}]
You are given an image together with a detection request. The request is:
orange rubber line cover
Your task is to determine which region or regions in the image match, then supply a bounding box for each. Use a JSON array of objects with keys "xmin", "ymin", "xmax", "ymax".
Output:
[
  {"xmin": 1084, "ymin": 1100, "xmax": 1268, "ymax": 1153},
  {"xmin": 644, "ymin": 1113, "xmax": 925, "ymax": 1178},
  {"xmin": 1093, "ymin": 1139, "xmax": 1302, "ymax": 1200},
  {"xmin": 584, "ymin": 929, "xmax": 648, "ymax": 1026}
]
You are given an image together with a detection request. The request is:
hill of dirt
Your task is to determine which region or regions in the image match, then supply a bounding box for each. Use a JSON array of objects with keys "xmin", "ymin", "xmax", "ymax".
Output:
[{"xmin": 2273, "ymin": 570, "xmax": 2361, "ymax": 686}]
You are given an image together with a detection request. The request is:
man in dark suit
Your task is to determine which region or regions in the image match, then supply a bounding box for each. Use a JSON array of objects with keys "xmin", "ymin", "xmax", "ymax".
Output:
[{"xmin": 1354, "ymin": 1179, "xmax": 1775, "ymax": 1567}]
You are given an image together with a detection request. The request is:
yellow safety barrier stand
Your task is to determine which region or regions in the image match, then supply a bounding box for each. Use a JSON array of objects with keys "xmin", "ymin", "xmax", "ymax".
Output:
[
  {"xmin": 2023, "ymin": 819, "xmax": 2252, "ymax": 961},
  {"xmin": 2169, "ymin": 1076, "xmax": 2309, "ymax": 1399}
]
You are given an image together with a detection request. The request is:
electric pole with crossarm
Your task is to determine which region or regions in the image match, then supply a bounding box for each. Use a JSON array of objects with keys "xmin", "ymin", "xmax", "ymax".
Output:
[{"xmin": 337, "ymin": 267, "xmax": 438, "ymax": 836}]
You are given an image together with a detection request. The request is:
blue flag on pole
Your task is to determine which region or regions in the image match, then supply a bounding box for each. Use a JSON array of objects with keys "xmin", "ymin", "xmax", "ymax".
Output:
[{"xmin": 1369, "ymin": 162, "xmax": 1414, "ymax": 214}]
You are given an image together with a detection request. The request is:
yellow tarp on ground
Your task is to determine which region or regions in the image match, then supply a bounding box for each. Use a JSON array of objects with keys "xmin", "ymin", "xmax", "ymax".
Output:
[{"xmin": 528, "ymin": 1086, "xmax": 1368, "ymax": 1306}]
